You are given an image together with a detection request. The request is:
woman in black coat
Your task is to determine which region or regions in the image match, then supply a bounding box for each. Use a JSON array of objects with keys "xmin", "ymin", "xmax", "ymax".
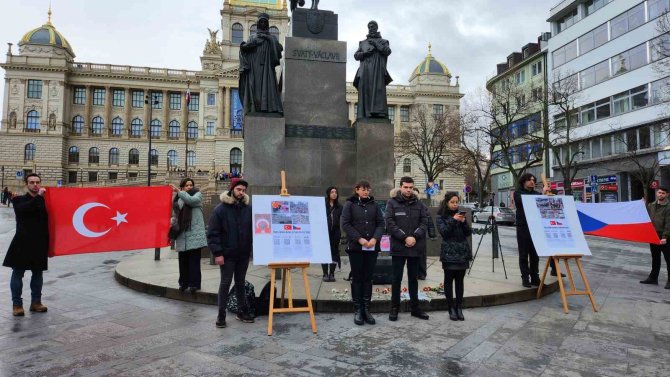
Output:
[
  {"xmin": 437, "ymin": 191, "xmax": 472, "ymax": 321},
  {"xmin": 322, "ymin": 186, "xmax": 342, "ymax": 282},
  {"xmin": 341, "ymin": 180, "xmax": 384, "ymax": 326}
]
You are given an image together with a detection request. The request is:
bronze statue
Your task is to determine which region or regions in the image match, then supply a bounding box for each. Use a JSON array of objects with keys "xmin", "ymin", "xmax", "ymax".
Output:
[
  {"xmin": 238, "ymin": 13, "xmax": 284, "ymax": 115},
  {"xmin": 290, "ymin": 0, "xmax": 319, "ymax": 12},
  {"xmin": 353, "ymin": 20, "xmax": 392, "ymax": 119}
]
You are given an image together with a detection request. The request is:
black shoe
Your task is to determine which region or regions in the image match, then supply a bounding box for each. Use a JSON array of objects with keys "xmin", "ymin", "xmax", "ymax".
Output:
[
  {"xmin": 389, "ymin": 307, "xmax": 399, "ymax": 321},
  {"xmin": 448, "ymin": 306, "xmax": 458, "ymax": 321},
  {"xmin": 530, "ymin": 278, "xmax": 541, "ymax": 287},
  {"xmin": 456, "ymin": 304, "xmax": 465, "ymax": 321},
  {"xmin": 411, "ymin": 310, "xmax": 429, "ymax": 320},
  {"xmin": 363, "ymin": 305, "xmax": 375, "ymax": 325},
  {"xmin": 328, "ymin": 273, "xmax": 335, "ymax": 282},
  {"xmin": 187, "ymin": 287, "xmax": 198, "ymax": 294},
  {"xmin": 236, "ymin": 313, "xmax": 255, "ymax": 323},
  {"xmin": 354, "ymin": 309, "xmax": 365, "ymax": 326},
  {"xmin": 640, "ymin": 278, "xmax": 658, "ymax": 285},
  {"xmin": 550, "ymin": 270, "xmax": 566, "ymax": 277},
  {"xmin": 521, "ymin": 278, "xmax": 531, "ymax": 288},
  {"xmin": 178, "ymin": 286, "xmax": 187, "ymax": 292},
  {"xmin": 417, "ymin": 276, "xmax": 426, "ymax": 280},
  {"xmin": 665, "ymin": 281, "xmax": 670, "ymax": 289},
  {"xmin": 215, "ymin": 319, "xmax": 226, "ymax": 328},
  {"xmin": 322, "ymin": 274, "xmax": 329, "ymax": 282}
]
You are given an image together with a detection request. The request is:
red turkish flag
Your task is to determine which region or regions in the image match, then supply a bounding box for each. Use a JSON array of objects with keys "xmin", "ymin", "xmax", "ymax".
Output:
[{"xmin": 44, "ymin": 186, "xmax": 172, "ymax": 256}]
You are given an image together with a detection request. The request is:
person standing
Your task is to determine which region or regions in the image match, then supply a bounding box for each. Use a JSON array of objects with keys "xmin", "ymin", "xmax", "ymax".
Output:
[
  {"xmin": 437, "ymin": 192, "xmax": 472, "ymax": 321},
  {"xmin": 322, "ymin": 187, "xmax": 342, "ymax": 282},
  {"xmin": 170, "ymin": 178, "xmax": 208, "ymax": 293},
  {"xmin": 2, "ymin": 187, "xmax": 9, "ymax": 205},
  {"xmin": 385, "ymin": 176, "xmax": 430, "ymax": 321},
  {"xmin": 640, "ymin": 187, "xmax": 670, "ymax": 289},
  {"xmin": 207, "ymin": 178, "xmax": 254, "ymax": 328},
  {"xmin": 3, "ymin": 174, "xmax": 49, "ymax": 316},
  {"xmin": 341, "ymin": 180, "xmax": 384, "ymax": 325}
]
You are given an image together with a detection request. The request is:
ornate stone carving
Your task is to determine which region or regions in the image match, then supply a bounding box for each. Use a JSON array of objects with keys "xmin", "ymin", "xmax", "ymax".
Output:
[
  {"xmin": 203, "ymin": 28, "xmax": 221, "ymax": 55},
  {"xmin": 8, "ymin": 111, "xmax": 17, "ymax": 129},
  {"xmin": 10, "ymin": 83, "xmax": 19, "ymax": 95},
  {"xmin": 203, "ymin": 62, "xmax": 222, "ymax": 71},
  {"xmin": 48, "ymin": 113, "xmax": 57, "ymax": 130},
  {"xmin": 49, "ymin": 82, "xmax": 59, "ymax": 98}
]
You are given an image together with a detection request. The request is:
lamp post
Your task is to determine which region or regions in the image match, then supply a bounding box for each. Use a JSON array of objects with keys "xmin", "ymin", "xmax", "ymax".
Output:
[{"xmin": 145, "ymin": 91, "xmax": 161, "ymax": 260}]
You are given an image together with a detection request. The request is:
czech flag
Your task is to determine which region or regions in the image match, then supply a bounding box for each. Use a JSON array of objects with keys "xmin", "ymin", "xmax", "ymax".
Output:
[{"xmin": 576, "ymin": 200, "xmax": 661, "ymax": 244}]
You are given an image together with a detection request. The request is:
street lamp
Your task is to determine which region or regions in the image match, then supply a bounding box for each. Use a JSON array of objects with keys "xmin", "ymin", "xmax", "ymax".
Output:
[{"xmin": 145, "ymin": 92, "xmax": 159, "ymax": 187}]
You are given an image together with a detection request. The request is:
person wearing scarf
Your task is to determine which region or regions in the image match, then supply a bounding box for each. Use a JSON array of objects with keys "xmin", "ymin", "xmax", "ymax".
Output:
[{"xmin": 170, "ymin": 178, "xmax": 207, "ymax": 294}]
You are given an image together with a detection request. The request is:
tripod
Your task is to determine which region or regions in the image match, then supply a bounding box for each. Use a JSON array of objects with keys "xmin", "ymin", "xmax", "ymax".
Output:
[{"xmin": 468, "ymin": 195, "xmax": 507, "ymax": 278}]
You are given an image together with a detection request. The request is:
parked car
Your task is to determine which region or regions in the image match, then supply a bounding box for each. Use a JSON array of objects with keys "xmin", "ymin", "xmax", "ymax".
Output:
[
  {"xmin": 472, "ymin": 206, "xmax": 516, "ymax": 225},
  {"xmin": 459, "ymin": 203, "xmax": 482, "ymax": 213}
]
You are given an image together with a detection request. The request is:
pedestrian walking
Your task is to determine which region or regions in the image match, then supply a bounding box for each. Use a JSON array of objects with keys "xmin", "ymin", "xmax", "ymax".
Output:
[
  {"xmin": 2, "ymin": 187, "xmax": 9, "ymax": 205},
  {"xmin": 640, "ymin": 187, "xmax": 670, "ymax": 289},
  {"xmin": 3, "ymin": 174, "xmax": 49, "ymax": 316},
  {"xmin": 170, "ymin": 178, "xmax": 208, "ymax": 293},
  {"xmin": 322, "ymin": 186, "xmax": 342, "ymax": 282}
]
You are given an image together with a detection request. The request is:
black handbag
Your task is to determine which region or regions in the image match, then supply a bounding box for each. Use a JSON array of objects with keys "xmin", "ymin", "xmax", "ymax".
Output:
[{"xmin": 168, "ymin": 220, "xmax": 181, "ymax": 240}]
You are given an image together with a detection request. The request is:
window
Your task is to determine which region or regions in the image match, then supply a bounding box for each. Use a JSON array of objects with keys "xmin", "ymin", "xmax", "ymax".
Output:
[
  {"xmin": 595, "ymin": 98, "xmax": 611, "ymax": 119},
  {"xmin": 207, "ymin": 93, "xmax": 215, "ymax": 106},
  {"xmin": 132, "ymin": 90, "xmax": 144, "ymax": 108},
  {"xmin": 169, "ymin": 120, "xmax": 180, "ymax": 139},
  {"xmin": 584, "ymin": 0, "xmax": 610, "ymax": 16},
  {"xmin": 614, "ymin": 43, "xmax": 648, "ymax": 77},
  {"xmin": 109, "ymin": 148, "xmax": 119, "ymax": 165},
  {"xmin": 72, "ymin": 115, "xmax": 84, "ymax": 135},
  {"xmin": 557, "ymin": 8, "xmax": 578, "ymax": 34},
  {"xmin": 230, "ymin": 148, "xmax": 242, "ymax": 173},
  {"xmin": 73, "ymin": 87, "xmax": 86, "ymax": 104},
  {"xmin": 651, "ymin": 33, "xmax": 670, "ymax": 62},
  {"xmin": 612, "ymin": 91, "xmax": 630, "ymax": 115},
  {"xmin": 531, "ymin": 87, "xmax": 543, "ymax": 101},
  {"xmin": 111, "ymin": 117, "xmax": 123, "ymax": 137},
  {"xmin": 131, "ymin": 118, "xmax": 143, "ymax": 138},
  {"xmin": 611, "ymin": 3, "xmax": 645, "ymax": 39},
  {"xmin": 68, "ymin": 146, "xmax": 79, "ymax": 163},
  {"xmin": 626, "ymin": 129, "xmax": 638, "ymax": 152},
  {"xmin": 594, "ymin": 60, "xmax": 609, "ymax": 85},
  {"xmin": 206, "ymin": 121, "xmax": 215, "ymax": 136},
  {"xmin": 27, "ymin": 80, "xmax": 42, "ymax": 99},
  {"xmin": 169, "ymin": 93, "xmax": 181, "ymax": 110},
  {"xmin": 432, "ymin": 104, "xmax": 444, "ymax": 118},
  {"xmin": 128, "ymin": 149, "xmax": 139, "ymax": 165},
  {"xmin": 580, "ymin": 65, "xmax": 596, "ymax": 90},
  {"xmin": 150, "ymin": 149, "xmax": 158, "ymax": 166},
  {"xmin": 531, "ymin": 61, "xmax": 542, "ymax": 76},
  {"xmin": 187, "ymin": 150, "xmax": 196, "ymax": 168},
  {"xmin": 400, "ymin": 106, "xmax": 410, "ymax": 122},
  {"xmin": 269, "ymin": 26, "xmax": 279, "ymax": 39},
  {"xmin": 232, "ymin": 23, "xmax": 244, "ymax": 44},
  {"xmin": 515, "ymin": 70, "xmax": 525, "ymax": 85},
  {"xmin": 649, "ymin": 0, "xmax": 670, "ymax": 20},
  {"xmin": 24, "ymin": 144, "xmax": 35, "ymax": 162},
  {"xmin": 108, "ymin": 172, "xmax": 118, "ymax": 181},
  {"xmin": 150, "ymin": 92, "xmax": 163, "ymax": 109},
  {"xmin": 112, "ymin": 89, "xmax": 125, "ymax": 107},
  {"xmin": 128, "ymin": 172, "xmax": 138, "ymax": 179},
  {"xmin": 651, "ymin": 77, "xmax": 670, "ymax": 103},
  {"xmin": 653, "ymin": 124, "xmax": 666, "ymax": 146},
  {"xmin": 68, "ymin": 171, "xmax": 78, "ymax": 184},
  {"xmin": 93, "ymin": 88, "xmax": 105, "ymax": 106},
  {"xmin": 187, "ymin": 121, "xmax": 198, "ymax": 139},
  {"xmin": 150, "ymin": 119, "xmax": 161, "ymax": 138},
  {"xmin": 639, "ymin": 126, "xmax": 651, "ymax": 149},
  {"xmin": 403, "ymin": 158, "xmax": 411, "ymax": 173},
  {"xmin": 631, "ymin": 84, "xmax": 649, "ymax": 109},
  {"xmin": 88, "ymin": 172, "xmax": 98, "ymax": 182},
  {"xmin": 553, "ymin": 47, "xmax": 566, "ymax": 67},
  {"xmin": 388, "ymin": 106, "xmax": 395, "ymax": 122},
  {"xmin": 188, "ymin": 94, "xmax": 199, "ymax": 111},
  {"xmin": 89, "ymin": 147, "xmax": 99, "ymax": 164},
  {"xmin": 564, "ymin": 40, "xmax": 578, "ymax": 62},
  {"xmin": 91, "ymin": 116, "xmax": 104, "ymax": 135},
  {"xmin": 167, "ymin": 150, "xmax": 178, "ymax": 168},
  {"xmin": 592, "ymin": 138, "xmax": 602, "ymax": 158},
  {"xmin": 580, "ymin": 103, "xmax": 596, "ymax": 124},
  {"xmin": 602, "ymin": 135, "xmax": 612, "ymax": 155},
  {"xmin": 26, "ymin": 110, "xmax": 40, "ymax": 131}
]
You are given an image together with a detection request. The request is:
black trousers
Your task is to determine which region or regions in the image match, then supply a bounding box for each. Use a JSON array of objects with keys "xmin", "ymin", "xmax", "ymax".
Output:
[
  {"xmin": 517, "ymin": 227, "xmax": 556, "ymax": 279},
  {"xmin": 178, "ymin": 248, "xmax": 202, "ymax": 289},
  {"xmin": 349, "ymin": 252, "xmax": 378, "ymax": 285},
  {"xmin": 217, "ymin": 256, "xmax": 250, "ymax": 320},
  {"xmin": 443, "ymin": 269, "xmax": 466, "ymax": 307},
  {"xmin": 418, "ymin": 254, "xmax": 427, "ymax": 278},
  {"xmin": 648, "ymin": 243, "xmax": 670, "ymax": 281},
  {"xmin": 391, "ymin": 256, "xmax": 419, "ymax": 309}
]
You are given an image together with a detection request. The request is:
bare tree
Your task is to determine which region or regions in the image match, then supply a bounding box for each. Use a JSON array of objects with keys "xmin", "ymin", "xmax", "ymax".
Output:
[
  {"xmin": 458, "ymin": 104, "xmax": 498, "ymax": 205},
  {"xmin": 654, "ymin": 11, "xmax": 670, "ymax": 77}
]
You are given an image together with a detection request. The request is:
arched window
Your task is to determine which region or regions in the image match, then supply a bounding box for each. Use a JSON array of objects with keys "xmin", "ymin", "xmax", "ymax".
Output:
[
  {"xmin": 167, "ymin": 150, "xmax": 178, "ymax": 168},
  {"xmin": 89, "ymin": 147, "xmax": 99, "ymax": 164},
  {"xmin": 131, "ymin": 118, "xmax": 143, "ymax": 137},
  {"xmin": 26, "ymin": 110, "xmax": 40, "ymax": 131},
  {"xmin": 24, "ymin": 143, "xmax": 36, "ymax": 162},
  {"xmin": 187, "ymin": 121, "xmax": 198, "ymax": 140},
  {"xmin": 187, "ymin": 150, "xmax": 196, "ymax": 168},
  {"xmin": 91, "ymin": 116, "xmax": 104, "ymax": 135},
  {"xmin": 230, "ymin": 148, "xmax": 242, "ymax": 174},
  {"xmin": 129, "ymin": 148, "xmax": 139, "ymax": 165},
  {"xmin": 111, "ymin": 117, "xmax": 123, "ymax": 136},
  {"xmin": 232, "ymin": 23, "xmax": 244, "ymax": 44},
  {"xmin": 68, "ymin": 146, "xmax": 79, "ymax": 163},
  {"xmin": 150, "ymin": 119, "xmax": 161, "ymax": 138},
  {"xmin": 168, "ymin": 120, "xmax": 180, "ymax": 139},
  {"xmin": 250, "ymin": 23, "xmax": 257, "ymax": 38},
  {"xmin": 72, "ymin": 115, "xmax": 84, "ymax": 134},
  {"xmin": 150, "ymin": 149, "xmax": 158, "ymax": 166},
  {"xmin": 403, "ymin": 158, "xmax": 412, "ymax": 173},
  {"xmin": 269, "ymin": 26, "xmax": 279, "ymax": 39},
  {"xmin": 109, "ymin": 148, "xmax": 119, "ymax": 165}
]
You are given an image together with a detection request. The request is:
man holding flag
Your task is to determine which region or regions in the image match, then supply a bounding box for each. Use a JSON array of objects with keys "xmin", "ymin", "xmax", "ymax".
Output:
[{"xmin": 640, "ymin": 187, "xmax": 670, "ymax": 289}]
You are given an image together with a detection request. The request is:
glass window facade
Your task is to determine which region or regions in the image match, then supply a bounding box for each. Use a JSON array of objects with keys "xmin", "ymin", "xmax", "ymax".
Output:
[
  {"xmin": 89, "ymin": 147, "xmax": 99, "ymax": 164},
  {"xmin": 109, "ymin": 148, "xmax": 119, "ymax": 165},
  {"xmin": 169, "ymin": 93, "xmax": 181, "ymax": 110},
  {"xmin": 111, "ymin": 117, "xmax": 123, "ymax": 137},
  {"xmin": 27, "ymin": 80, "xmax": 42, "ymax": 99},
  {"xmin": 132, "ymin": 90, "xmax": 144, "ymax": 108},
  {"xmin": 112, "ymin": 89, "xmax": 125, "ymax": 107},
  {"xmin": 91, "ymin": 116, "xmax": 104, "ymax": 135},
  {"xmin": 93, "ymin": 88, "xmax": 105, "ymax": 106},
  {"xmin": 128, "ymin": 149, "xmax": 139, "ymax": 165},
  {"xmin": 73, "ymin": 87, "xmax": 86, "ymax": 104}
]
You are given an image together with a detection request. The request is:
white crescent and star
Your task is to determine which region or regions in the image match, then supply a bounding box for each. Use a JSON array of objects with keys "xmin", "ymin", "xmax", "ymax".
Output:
[{"xmin": 72, "ymin": 202, "xmax": 128, "ymax": 238}]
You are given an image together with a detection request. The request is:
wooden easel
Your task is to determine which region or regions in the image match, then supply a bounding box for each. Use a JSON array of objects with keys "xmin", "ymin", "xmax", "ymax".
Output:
[
  {"xmin": 536, "ymin": 254, "xmax": 598, "ymax": 314},
  {"xmin": 266, "ymin": 171, "xmax": 317, "ymax": 336}
]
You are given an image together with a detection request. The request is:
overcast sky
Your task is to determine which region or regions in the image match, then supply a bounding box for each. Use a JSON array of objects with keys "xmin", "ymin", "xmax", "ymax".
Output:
[{"xmin": 0, "ymin": 0, "xmax": 556, "ymax": 111}]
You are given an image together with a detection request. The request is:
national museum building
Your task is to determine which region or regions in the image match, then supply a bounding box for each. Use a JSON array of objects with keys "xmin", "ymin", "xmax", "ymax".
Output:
[{"xmin": 1, "ymin": 0, "xmax": 464, "ymax": 196}]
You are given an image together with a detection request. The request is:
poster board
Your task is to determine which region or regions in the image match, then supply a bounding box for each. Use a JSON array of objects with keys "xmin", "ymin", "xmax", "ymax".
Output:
[
  {"xmin": 521, "ymin": 195, "xmax": 591, "ymax": 256},
  {"xmin": 252, "ymin": 195, "xmax": 332, "ymax": 265}
]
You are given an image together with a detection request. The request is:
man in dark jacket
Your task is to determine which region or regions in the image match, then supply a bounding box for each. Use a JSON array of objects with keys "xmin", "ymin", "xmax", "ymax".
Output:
[
  {"xmin": 3, "ymin": 173, "xmax": 49, "ymax": 316},
  {"xmin": 640, "ymin": 187, "xmax": 670, "ymax": 289},
  {"xmin": 385, "ymin": 177, "xmax": 430, "ymax": 321},
  {"xmin": 207, "ymin": 178, "xmax": 254, "ymax": 328}
]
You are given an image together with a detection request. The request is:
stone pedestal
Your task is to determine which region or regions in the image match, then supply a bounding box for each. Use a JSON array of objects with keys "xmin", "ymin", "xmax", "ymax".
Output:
[
  {"xmin": 355, "ymin": 118, "xmax": 395, "ymax": 199},
  {"xmin": 243, "ymin": 115, "xmax": 285, "ymax": 195},
  {"xmin": 290, "ymin": 8, "xmax": 338, "ymax": 40}
]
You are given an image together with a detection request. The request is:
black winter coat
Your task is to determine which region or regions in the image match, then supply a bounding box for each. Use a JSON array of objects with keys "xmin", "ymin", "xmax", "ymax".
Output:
[
  {"xmin": 384, "ymin": 189, "xmax": 429, "ymax": 257},
  {"xmin": 207, "ymin": 191, "xmax": 252, "ymax": 259},
  {"xmin": 3, "ymin": 194, "xmax": 49, "ymax": 271},
  {"xmin": 341, "ymin": 195, "xmax": 384, "ymax": 253},
  {"xmin": 326, "ymin": 202, "xmax": 343, "ymax": 243},
  {"xmin": 514, "ymin": 187, "xmax": 540, "ymax": 230},
  {"xmin": 437, "ymin": 210, "xmax": 472, "ymax": 265}
]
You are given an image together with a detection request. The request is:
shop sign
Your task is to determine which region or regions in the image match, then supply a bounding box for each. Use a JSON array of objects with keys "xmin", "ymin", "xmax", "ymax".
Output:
[
  {"xmin": 650, "ymin": 180, "xmax": 660, "ymax": 189},
  {"xmin": 596, "ymin": 175, "xmax": 617, "ymax": 184},
  {"xmin": 571, "ymin": 179, "xmax": 585, "ymax": 188},
  {"xmin": 599, "ymin": 184, "xmax": 618, "ymax": 191}
]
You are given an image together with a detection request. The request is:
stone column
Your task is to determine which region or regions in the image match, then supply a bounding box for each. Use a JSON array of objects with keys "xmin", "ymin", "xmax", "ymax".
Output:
[
  {"xmin": 223, "ymin": 86, "xmax": 230, "ymax": 131},
  {"xmin": 2, "ymin": 78, "xmax": 10, "ymax": 127},
  {"xmin": 84, "ymin": 85, "xmax": 93, "ymax": 136},
  {"xmin": 41, "ymin": 80, "xmax": 50, "ymax": 129},
  {"xmin": 143, "ymin": 88, "xmax": 151, "ymax": 139},
  {"xmin": 124, "ymin": 87, "xmax": 131, "ymax": 138},
  {"xmin": 219, "ymin": 86, "xmax": 226, "ymax": 136},
  {"xmin": 162, "ymin": 89, "xmax": 169, "ymax": 137},
  {"xmin": 104, "ymin": 86, "xmax": 112, "ymax": 137}
]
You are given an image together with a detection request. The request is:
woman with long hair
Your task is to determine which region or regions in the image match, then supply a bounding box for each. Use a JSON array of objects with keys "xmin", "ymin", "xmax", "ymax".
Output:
[
  {"xmin": 437, "ymin": 192, "xmax": 472, "ymax": 321},
  {"xmin": 170, "ymin": 178, "xmax": 208, "ymax": 293},
  {"xmin": 322, "ymin": 186, "xmax": 342, "ymax": 282},
  {"xmin": 341, "ymin": 180, "xmax": 384, "ymax": 325}
]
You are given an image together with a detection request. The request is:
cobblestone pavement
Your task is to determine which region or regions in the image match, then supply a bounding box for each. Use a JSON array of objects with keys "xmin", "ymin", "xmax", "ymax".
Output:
[{"xmin": 0, "ymin": 207, "xmax": 668, "ymax": 376}]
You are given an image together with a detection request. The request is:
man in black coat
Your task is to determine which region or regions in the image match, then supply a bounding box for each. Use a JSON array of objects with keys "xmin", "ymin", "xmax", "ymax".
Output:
[
  {"xmin": 3, "ymin": 173, "xmax": 49, "ymax": 316},
  {"xmin": 207, "ymin": 178, "xmax": 254, "ymax": 328},
  {"xmin": 385, "ymin": 177, "xmax": 430, "ymax": 321}
]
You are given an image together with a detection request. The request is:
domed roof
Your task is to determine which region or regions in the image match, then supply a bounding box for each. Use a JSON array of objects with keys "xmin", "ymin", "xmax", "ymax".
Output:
[
  {"xmin": 18, "ymin": 8, "xmax": 74, "ymax": 57},
  {"xmin": 409, "ymin": 43, "xmax": 450, "ymax": 81}
]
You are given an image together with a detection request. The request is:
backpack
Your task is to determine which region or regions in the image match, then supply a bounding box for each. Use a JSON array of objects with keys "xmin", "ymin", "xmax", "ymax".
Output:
[
  {"xmin": 227, "ymin": 280, "xmax": 256, "ymax": 317},
  {"xmin": 256, "ymin": 281, "xmax": 277, "ymax": 316}
]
